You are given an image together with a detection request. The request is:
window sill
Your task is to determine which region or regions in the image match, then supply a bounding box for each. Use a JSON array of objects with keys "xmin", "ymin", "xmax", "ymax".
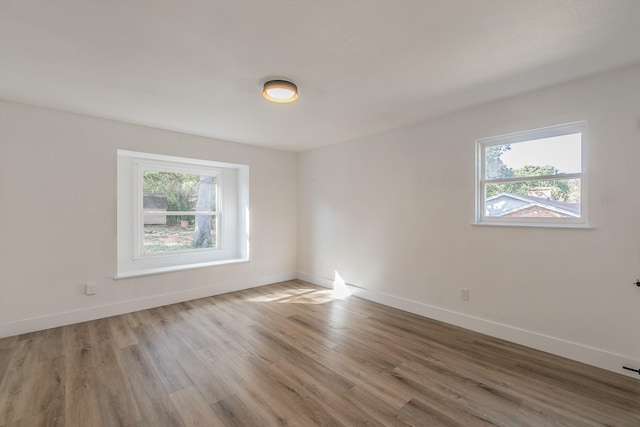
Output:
[
  {"xmin": 472, "ymin": 222, "xmax": 594, "ymax": 230},
  {"xmin": 114, "ymin": 257, "xmax": 250, "ymax": 280}
]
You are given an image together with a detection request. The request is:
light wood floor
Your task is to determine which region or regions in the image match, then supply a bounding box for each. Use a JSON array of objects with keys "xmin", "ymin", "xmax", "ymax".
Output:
[{"xmin": 0, "ymin": 280, "xmax": 638, "ymax": 426}]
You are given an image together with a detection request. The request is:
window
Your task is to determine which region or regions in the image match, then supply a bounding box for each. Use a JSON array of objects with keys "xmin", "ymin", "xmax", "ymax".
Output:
[
  {"xmin": 117, "ymin": 150, "xmax": 249, "ymax": 278},
  {"xmin": 139, "ymin": 166, "xmax": 219, "ymax": 255},
  {"xmin": 476, "ymin": 121, "xmax": 587, "ymax": 227}
]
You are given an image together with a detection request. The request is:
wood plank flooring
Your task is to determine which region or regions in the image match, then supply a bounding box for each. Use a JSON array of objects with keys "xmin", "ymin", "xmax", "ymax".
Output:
[{"xmin": 0, "ymin": 280, "xmax": 638, "ymax": 426}]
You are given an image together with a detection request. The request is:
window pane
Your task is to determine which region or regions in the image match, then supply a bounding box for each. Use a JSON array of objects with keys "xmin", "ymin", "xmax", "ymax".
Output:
[
  {"xmin": 143, "ymin": 215, "xmax": 217, "ymax": 253},
  {"xmin": 143, "ymin": 171, "xmax": 216, "ymax": 212},
  {"xmin": 485, "ymin": 178, "xmax": 581, "ymax": 218},
  {"xmin": 485, "ymin": 133, "xmax": 581, "ymax": 179}
]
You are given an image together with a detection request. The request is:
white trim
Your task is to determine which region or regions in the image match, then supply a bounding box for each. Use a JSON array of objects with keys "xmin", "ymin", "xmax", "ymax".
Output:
[
  {"xmin": 297, "ymin": 271, "xmax": 640, "ymax": 380},
  {"xmin": 117, "ymin": 149, "xmax": 248, "ymax": 169},
  {"xmin": 484, "ymin": 172, "xmax": 582, "ymax": 184},
  {"xmin": 0, "ymin": 272, "xmax": 296, "ymax": 338},
  {"xmin": 477, "ymin": 121, "xmax": 588, "ymax": 147},
  {"xmin": 472, "ymin": 222, "xmax": 593, "ymax": 229},
  {"xmin": 114, "ymin": 258, "xmax": 249, "ymax": 279}
]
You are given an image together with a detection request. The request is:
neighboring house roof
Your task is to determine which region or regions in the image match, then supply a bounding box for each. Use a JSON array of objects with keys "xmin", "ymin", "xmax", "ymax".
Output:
[{"xmin": 486, "ymin": 193, "xmax": 580, "ymax": 218}]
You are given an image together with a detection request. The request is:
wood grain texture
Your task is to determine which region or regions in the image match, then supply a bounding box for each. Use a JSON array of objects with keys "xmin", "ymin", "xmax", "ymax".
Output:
[{"xmin": 0, "ymin": 280, "xmax": 638, "ymax": 426}]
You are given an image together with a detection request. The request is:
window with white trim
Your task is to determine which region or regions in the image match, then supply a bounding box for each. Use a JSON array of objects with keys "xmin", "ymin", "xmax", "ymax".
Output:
[
  {"xmin": 117, "ymin": 150, "xmax": 249, "ymax": 278},
  {"xmin": 476, "ymin": 121, "xmax": 587, "ymax": 227}
]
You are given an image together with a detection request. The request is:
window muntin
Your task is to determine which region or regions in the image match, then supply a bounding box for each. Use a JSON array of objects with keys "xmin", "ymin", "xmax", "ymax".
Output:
[{"xmin": 476, "ymin": 122, "xmax": 587, "ymax": 226}]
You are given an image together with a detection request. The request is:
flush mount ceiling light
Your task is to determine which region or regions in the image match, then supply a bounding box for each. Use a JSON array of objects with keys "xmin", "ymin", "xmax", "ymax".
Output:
[{"xmin": 263, "ymin": 80, "xmax": 298, "ymax": 104}]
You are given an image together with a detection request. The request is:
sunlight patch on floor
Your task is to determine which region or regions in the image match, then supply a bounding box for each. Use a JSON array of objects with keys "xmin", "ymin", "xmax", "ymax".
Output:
[{"xmin": 245, "ymin": 288, "xmax": 336, "ymax": 304}]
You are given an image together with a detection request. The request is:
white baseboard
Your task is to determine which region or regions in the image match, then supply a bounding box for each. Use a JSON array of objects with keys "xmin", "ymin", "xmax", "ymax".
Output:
[
  {"xmin": 0, "ymin": 272, "xmax": 296, "ymax": 338},
  {"xmin": 297, "ymin": 272, "xmax": 640, "ymax": 380}
]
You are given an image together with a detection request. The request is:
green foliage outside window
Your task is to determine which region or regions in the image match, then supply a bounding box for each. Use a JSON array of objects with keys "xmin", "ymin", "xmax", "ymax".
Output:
[
  {"xmin": 143, "ymin": 171, "xmax": 200, "ymax": 221},
  {"xmin": 485, "ymin": 145, "xmax": 580, "ymax": 202},
  {"xmin": 142, "ymin": 171, "xmax": 216, "ymax": 249}
]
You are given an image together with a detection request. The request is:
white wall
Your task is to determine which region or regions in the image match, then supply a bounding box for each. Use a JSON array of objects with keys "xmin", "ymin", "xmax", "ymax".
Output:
[
  {"xmin": 0, "ymin": 100, "xmax": 297, "ymax": 337},
  {"xmin": 298, "ymin": 64, "xmax": 640, "ymax": 377}
]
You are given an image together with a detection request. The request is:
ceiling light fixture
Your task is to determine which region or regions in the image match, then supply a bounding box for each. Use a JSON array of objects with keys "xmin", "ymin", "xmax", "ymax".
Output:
[{"xmin": 263, "ymin": 80, "xmax": 298, "ymax": 104}]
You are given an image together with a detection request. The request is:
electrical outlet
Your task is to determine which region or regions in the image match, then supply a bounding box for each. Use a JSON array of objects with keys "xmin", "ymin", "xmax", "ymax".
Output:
[
  {"xmin": 85, "ymin": 281, "xmax": 97, "ymax": 295},
  {"xmin": 460, "ymin": 288, "xmax": 469, "ymax": 301}
]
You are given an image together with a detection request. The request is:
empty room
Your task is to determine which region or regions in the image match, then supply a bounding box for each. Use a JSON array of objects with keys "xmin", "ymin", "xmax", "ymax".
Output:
[{"xmin": 1, "ymin": 1, "xmax": 639, "ymax": 426}]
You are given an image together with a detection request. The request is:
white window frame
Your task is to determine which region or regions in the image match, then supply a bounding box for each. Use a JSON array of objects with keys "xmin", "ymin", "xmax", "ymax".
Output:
[
  {"xmin": 475, "ymin": 121, "xmax": 588, "ymax": 228},
  {"xmin": 133, "ymin": 160, "xmax": 222, "ymax": 259},
  {"xmin": 117, "ymin": 150, "xmax": 249, "ymax": 278}
]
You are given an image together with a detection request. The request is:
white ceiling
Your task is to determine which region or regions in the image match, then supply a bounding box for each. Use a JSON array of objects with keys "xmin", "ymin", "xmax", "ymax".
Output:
[{"xmin": 1, "ymin": 1, "xmax": 639, "ymax": 152}]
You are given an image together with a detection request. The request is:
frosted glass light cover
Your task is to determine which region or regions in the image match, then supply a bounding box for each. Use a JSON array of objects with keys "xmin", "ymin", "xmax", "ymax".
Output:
[{"xmin": 263, "ymin": 80, "xmax": 298, "ymax": 103}]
